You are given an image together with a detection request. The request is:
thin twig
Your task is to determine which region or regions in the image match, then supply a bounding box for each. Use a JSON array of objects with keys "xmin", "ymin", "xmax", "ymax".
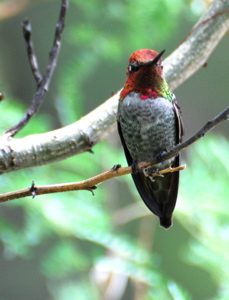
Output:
[
  {"xmin": 42, "ymin": 0, "xmax": 68, "ymax": 91},
  {"xmin": 0, "ymin": 0, "xmax": 228, "ymax": 172},
  {"xmin": 158, "ymin": 106, "xmax": 229, "ymax": 164},
  {"xmin": 4, "ymin": 0, "xmax": 68, "ymax": 137},
  {"xmin": 22, "ymin": 18, "xmax": 42, "ymax": 83},
  {"xmin": 126, "ymin": 107, "xmax": 229, "ymax": 170},
  {"xmin": 0, "ymin": 104, "xmax": 228, "ymax": 202},
  {"xmin": 0, "ymin": 165, "xmax": 186, "ymax": 203}
]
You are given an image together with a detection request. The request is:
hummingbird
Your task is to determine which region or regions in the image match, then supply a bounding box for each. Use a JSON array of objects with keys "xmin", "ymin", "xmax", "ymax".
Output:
[{"xmin": 117, "ymin": 49, "xmax": 183, "ymax": 229}]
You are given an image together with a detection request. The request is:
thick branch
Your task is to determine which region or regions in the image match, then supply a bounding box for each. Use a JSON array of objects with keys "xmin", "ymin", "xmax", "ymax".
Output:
[
  {"xmin": 0, "ymin": 0, "xmax": 228, "ymax": 173},
  {"xmin": 4, "ymin": 0, "xmax": 68, "ymax": 137},
  {"xmin": 164, "ymin": 3, "xmax": 229, "ymax": 90},
  {"xmin": 0, "ymin": 104, "xmax": 228, "ymax": 202}
]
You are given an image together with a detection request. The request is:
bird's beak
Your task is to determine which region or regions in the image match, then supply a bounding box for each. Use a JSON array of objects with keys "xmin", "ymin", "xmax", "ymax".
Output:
[{"xmin": 144, "ymin": 49, "xmax": 165, "ymax": 67}]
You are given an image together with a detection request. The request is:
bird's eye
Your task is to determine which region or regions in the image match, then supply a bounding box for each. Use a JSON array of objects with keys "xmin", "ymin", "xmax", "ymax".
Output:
[{"xmin": 128, "ymin": 63, "xmax": 140, "ymax": 73}]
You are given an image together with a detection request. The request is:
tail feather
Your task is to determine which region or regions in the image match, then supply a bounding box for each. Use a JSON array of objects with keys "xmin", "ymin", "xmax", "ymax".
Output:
[
  {"xmin": 131, "ymin": 156, "xmax": 180, "ymax": 229},
  {"xmin": 160, "ymin": 216, "xmax": 172, "ymax": 229}
]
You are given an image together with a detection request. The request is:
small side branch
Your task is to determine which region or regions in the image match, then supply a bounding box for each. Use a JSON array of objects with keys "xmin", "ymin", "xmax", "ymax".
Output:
[
  {"xmin": 22, "ymin": 19, "xmax": 42, "ymax": 83},
  {"xmin": 4, "ymin": 0, "xmax": 68, "ymax": 137},
  {"xmin": 0, "ymin": 105, "xmax": 227, "ymax": 201},
  {"xmin": 159, "ymin": 106, "xmax": 229, "ymax": 164},
  {"xmin": 0, "ymin": 165, "xmax": 186, "ymax": 203}
]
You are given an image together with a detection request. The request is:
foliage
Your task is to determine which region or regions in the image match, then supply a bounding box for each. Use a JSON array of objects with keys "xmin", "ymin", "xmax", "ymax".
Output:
[
  {"xmin": 0, "ymin": 0, "xmax": 228, "ymax": 300},
  {"xmin": 0, "ymin": 96, "xmax": 228, "ymax": 299},
  {"xmin": 177, "ymin": 135, "xmax": 229, "ymax": 299}
]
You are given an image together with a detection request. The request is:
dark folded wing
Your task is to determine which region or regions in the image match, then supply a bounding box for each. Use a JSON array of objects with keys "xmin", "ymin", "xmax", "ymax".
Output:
[{"xmin": 117, "ymin": 99, "xmax": 183, "ymax": 229}]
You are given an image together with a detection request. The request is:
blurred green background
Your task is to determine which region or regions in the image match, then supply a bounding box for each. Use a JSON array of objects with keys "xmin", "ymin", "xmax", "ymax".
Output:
[{"xmin": 0, "ymin": 0, "xmax": 228, "ymax": 299}]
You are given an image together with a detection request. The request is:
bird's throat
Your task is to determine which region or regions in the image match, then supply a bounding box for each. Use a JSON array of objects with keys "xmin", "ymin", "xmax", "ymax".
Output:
[{"xmin": 120, "ymin": 78, "xmax": 173, "ymax": 101}]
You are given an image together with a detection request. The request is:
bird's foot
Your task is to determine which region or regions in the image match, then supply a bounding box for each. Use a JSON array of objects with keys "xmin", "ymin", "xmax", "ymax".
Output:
[{"xmin": 143, "ymin": 167, "xmax": 164, "ymax": 182}]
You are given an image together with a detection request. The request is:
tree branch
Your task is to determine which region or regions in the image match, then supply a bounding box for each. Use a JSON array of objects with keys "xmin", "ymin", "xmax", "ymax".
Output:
[
  {"xmin": 0, "ymin": 165, "xmax": 186, "ymax": 203},
  {"xmin": 4, "ymin": 0, "xmax": 68, "ymax": 137},
  {"xmin": 22, "ymin": 18, "xmax": 42, "ymax": 84},
  {"xmin": 0, "ymin": 104, "xmax": 228, "ymax": 202},
  {"xmin": 0, "ymin": 0, "xmax": 228, "ymax": 174},
  {"xmin": 145, "ymin": 106, "xmax": 229, "ymax": 166},
  {"xmin": 165, "ymin": 3, "xmax": 229, "ymax": 90}
]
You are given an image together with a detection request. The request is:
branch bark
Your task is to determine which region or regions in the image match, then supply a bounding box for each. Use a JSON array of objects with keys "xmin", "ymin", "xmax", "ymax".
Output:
[
  {"xmin": 22, "ymin": 18, "xmax": 42, "ymax": 84},
  {"xmin": 0, "ymin": 165, "xmax": 186, "ymax": 202},
  {"xmin": 0, "ymin": 104, "xmax": 228, "ymax": 202},
  {"xmin": 0, "ymin": 0, "xmax": 228, "ymax": 174}
]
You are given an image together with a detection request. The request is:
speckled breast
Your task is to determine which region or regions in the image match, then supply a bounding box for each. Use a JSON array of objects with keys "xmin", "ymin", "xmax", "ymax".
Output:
[{"xmin": 118, "ymin": 92, "xmax": 177, "ymax": 168}]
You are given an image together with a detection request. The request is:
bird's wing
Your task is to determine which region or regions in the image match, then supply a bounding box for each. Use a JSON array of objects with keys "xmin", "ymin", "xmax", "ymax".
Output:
[{"xmin": 117, "ymin": 99, "xmax": 183, "ymax": 229}]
